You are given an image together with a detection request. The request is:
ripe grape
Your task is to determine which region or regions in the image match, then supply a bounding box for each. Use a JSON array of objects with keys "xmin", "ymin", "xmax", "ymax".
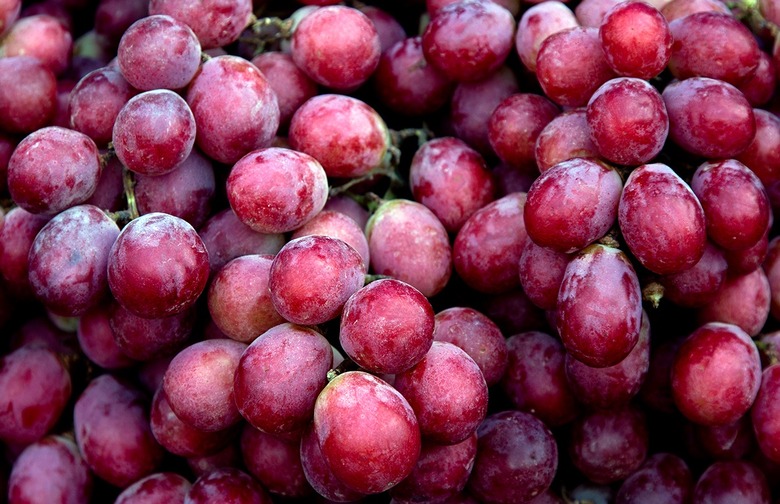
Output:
[
  {"xmin": 77, "ymin": 302, "xmax": 135, "ymax": 369},
  {"xmin": 240, "ymin": 425, "xmax": 312, "ymax": 498},
  {"xmin": 115, "ymin": 473, "xmax": 191, "ymax": 504},
  {"xmin": 148, "ymin": 0, "xmax": 252, "ymax": 49},
  {"xmin": 696, "ymin": 268, "xmax": 771, "ymax": 337},
  {"xmin": 739, "ymin": 51, "xmax": 776, "ymax": 107},
  {"xmin": 107, "ymin": 212, "xmax": 209, "ymax": 319},
  {"xmin": 290, "ymin": 5, "xmax": 381, "ymax": 91},
  {"xmin": 671, "ymin": 322, "xmax": 762, "ymax": 426},
  {"xmin": 692, "ymin": 460, "xmax": 770, "ymax": 504},
  {"xmin": 515, "ymin": 1, "xmax": 578, "ymax": 73},
  {"xmin": 0, "ymin": 14, "xmax": 72, "ymax": 76},
  {"xmin": 291, "ymin": 210, "xmax": 370, "ymax": 269},
  {"xmin": 468, "ymin": 410, "xmax": 558, "ymax": 503},
  {"xmin": 340, "ymin": 278, "xmax": 434, "ymax": 375},
  {"xmin": 288, "ymin": 94, "xmax": 389, "ymax": 179},
  {"xmin": 8, "ymin": 126, "xmax": 101, "ymax": 215},
  {"xmin": 299, "ymin": 425, "xmax": 366, "ymax": 502},
  {"xmin": 0, "ymin": 56, "xmax": 56, "ymax": 134},
  {"xmin": 737, "ymin": 109, "xmax": 780, "ymax": 186},
  {"xmin": 557, "ymin": 244, "xmax": 642, "ymax": 368},
  {"xmin": 518, "ymin": 240, "xmax": 570, "ymax": 310},
  {"xmin": 185, "ymin": 468, "xmax": 272, "ymax": 504},
  {"xmin": 488, "ymin": 93, "xmax": 560, "ymax": 168},
  {"xmin": 313, "ymin": 371, "xmax": 421, "ymax": 494},
  {"xmin": 661, "ymin": 0, "xmax": 732, "ymax": 21},
  {"xmin": 422, "ymin": 0, "xmax": 515, "ymax": 82},
  {"xmin": 109, "ymin": 302, "xmax": 195, "ymax": 361},
  {"xmin": 359, "ymin": 5, "xmax": 406, "ymax": 52},
  {"xmin": 269, "ymin": 235, "xmax": 365, "ymax": 326},
  {"xmin": 534, "ymin": 108, "xmax": 599, "ymax": 172},
  {"xmin": 68, "ymin": 66, "xmax": 136, "ymax": 147},
  {"xmin": 619, "ymin": 163, "xmax": 706, "ymax": 275},
  {"xmin": 234, "ymin": 323, "xmax": 332, "ymax": 436},
  {"xmin": 249, "ymin": 51, "xmax": 317, "ymax": 129},
  {"xmin": 525, "ymin": 157, "xmax": 622, "ymax": 253},
  {"xmin": 659, "ymin": 242, "xmax": 728, "ymax": 308},
  {"xmin": 615, "ymin": 453, "xmax": 692, "ymax": 504},
  {"xmin": 752, "ymin": 364, "xmax": 780, "ymax": 463}
]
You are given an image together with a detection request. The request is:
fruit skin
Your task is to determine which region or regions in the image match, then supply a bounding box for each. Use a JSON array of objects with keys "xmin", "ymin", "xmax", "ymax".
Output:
[{"xmin": 313, "ymin": 371, "xmax": 421, "ymax": 495}]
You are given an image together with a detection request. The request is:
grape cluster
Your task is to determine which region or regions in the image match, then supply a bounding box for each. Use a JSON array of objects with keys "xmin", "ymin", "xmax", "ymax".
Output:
[{"xmin": 3, "ymin": 0, "xmax": 780, "ymax": 502}]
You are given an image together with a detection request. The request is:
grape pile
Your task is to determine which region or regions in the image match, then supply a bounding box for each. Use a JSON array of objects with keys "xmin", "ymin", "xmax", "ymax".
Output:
[{"xmin": 4, "ymin": 0, "xmax": 780, "ymax": 502}]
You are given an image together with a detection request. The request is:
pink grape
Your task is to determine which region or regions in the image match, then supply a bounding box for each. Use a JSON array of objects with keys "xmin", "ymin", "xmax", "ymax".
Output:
[
  {"xmin": 671, "ymin": 322, "xmax": 762, "ymax": 426},
  {"xmin": 692, "ymin": 460, "xmax": 771, "ymax": 503},
  {"xmin": 149, "ymin": 0, "xmax": 252, "ymax": 49},
  {"xmin": 290, "ymin": 5, "xmax": 381, "ymax": 91},
  {"xmin": 0, "ymin": 14, "xmax": 72, "ymax": 76},
  {"xmin": 696, "ymin": 268, "xmax": 771, "ymax": 337},
  {"xmin": 233, "ymin": 323, "xmax": 332, "ymax": 436},
  {"xmin": 534, "ymin": 108, "xmax": 599, "ymax": 172},
  {"xmin": 299, "ymin": 424, "xmax": 366, "ymax": 502},
  {"xmin": 0, "ymin": 56, "xmax": 56, "ymax": 134},
  {"xmin": 249, "ymin": 51, "xmax": 317, "ymax": 130},
  {"xmin": 737, "ymin": 108, "xmax": 780, "ymax": 186},
  {"xmin": 68, "ymin": 66, "xmax": 136, "ymax": 147},
  {"xmin": 659, "ymin": 241, "xmax": 728, "ymax": 308},
  {"xmin": 291, "ymin": 210, "xmax": 370, "ymax": 269},
  {"xmin": 240, "ymin": 425, "xmax": 312, "ymax": 498},
  {"xmin": 515, "ymin": 1, "xmax": 579, "ymax": 74},
  {"xmin": 313, "ymin": 371, "xmax": 421, "ymax": 494},
  {"xmin": 517, "ymin": 240, "xmax": 571, "ymax": 311},
  {"xmin": 488, "ymin": 93, "xmax": 560, "ymax": 168},
  {"xmin": 618, "ymin": 163, "xmax": 706, "ymax": 275},
  {"xmin": 557, "ymin": 244, "xmax": 642, "ymax": 368},
  {"xmin": 77, "ymin": 302, "xmax": 135, "ymax": 369},
  {"xmin": 115, "ymin": 472, "xmax": 191, "ymax": 504}
]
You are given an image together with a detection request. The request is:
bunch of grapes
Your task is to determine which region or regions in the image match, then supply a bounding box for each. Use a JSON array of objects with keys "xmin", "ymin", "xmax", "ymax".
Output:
[{"xmin": 3, "ymin": 0, "xmax": 780, "ymax": 502}]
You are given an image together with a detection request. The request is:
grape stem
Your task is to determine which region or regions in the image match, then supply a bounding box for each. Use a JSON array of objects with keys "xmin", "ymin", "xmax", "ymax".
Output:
[
  {"xmin": 242, "ymin": 15, "xmax": 294, "ymax": 55},
  {"xmin": 122, "ymin": 167, "xmax": 139, "ymax": 221},
  {"xmin": 642, "ymin": 281, "xmax": 665, "ymax": 309},
  {"xmin": 326, "ymin": 357, "xmax": 360, "ymax": 382}
]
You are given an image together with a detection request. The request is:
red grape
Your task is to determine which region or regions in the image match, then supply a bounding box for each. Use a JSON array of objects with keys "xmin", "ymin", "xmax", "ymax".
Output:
[
  {"xmin": 0, "ymin": 56, "xmax": 56, "ymax": 134},
  {"xmin": 0, "ymin": 14, "xmax": 72, "ymax": 76},
  {"xmin": 240, "ymin": 425, "xmax": 312, "ymax": 499},
  {"xmin": 661, "ymin": 0, "xmax": 732, "ymax": 21},
  {"xmin": 737, "ymin": 108, "xmax": 780, "ymax": 187},
  {"xmin": 185, "ymin": 468, "xmax": 272, "ymax": 504},
  {"xmin": 77, "ymin": 301, "xmax": 135, "ymax": 369},
  {"xmin": 516, "ymin": 0, "xmax": 578, "ymax": 73},
  {"xmin": 659, "ymin": 241, "xmax": 728, "ymax": 308},
  {"xmin": 291, "ymin": 210, "xmax": 370, "ymax": 269},
  {"xmin": 615, "ymin": 452, "xmax": 692, "ymax": 504},
  {"xmin": 488, "ymin": 93, "xmax": 560, "ymax": 168},
  {"xmin": 696, "ymin": 268, "xmax": 771, "ymax": 337},
  {"xmin": 671, "ymin": 322, "xmax": 762, "ymax": 426},
  {"xmin": 313, "ymin": 371, "xmax": 421, "ymax": 494},
  {"xmin": 299, "ymin": 424, "xmax": 366, "ymax": 502},
  {"xmin": 115, "ymin": 472, "xmax": 191, "ymax": 504},
  {"xmin": 110, "ymin": 302, "xmax": 195, "ymax": 361},
  {"xmin": 692, "ymin": 460, "xmax": 770, "ymax": 504},
  {"xmin": 0, "ymin": 207, "xmax": 48, "ymax": 296},
  {"xmin": 619, "ymin": 163, "xmax": 706, "ymax": 275},
  {"xmin": 68, "ymin": 66, "xmax": 136, "ymax": 147},
  {"xmin": 249, "ymin": 51, "xmax": 317, "ymax": 130},
  {"xmin": 557, "ymin": 244, "xmax": 642, "ymax": 368},
  {"xmin": 148, "ymin": 0, "xmax": 252, "ymax": 49},
  {"xmin": 234, "ymin": 322, "xmax": 332, "ymax": 436},
  {"xmin": 752, "ymin": 364, "xmax": 780, "ymax": 463},
  {"xmin": 534, "ymin": 108, "xmax": 599, "ymax": 172},
  {"xmin": 518, "ymin": 239, "xmax": 570, "ymax": 310}
]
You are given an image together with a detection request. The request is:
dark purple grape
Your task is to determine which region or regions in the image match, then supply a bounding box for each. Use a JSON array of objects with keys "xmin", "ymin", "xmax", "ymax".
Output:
[
  {"xmin": 752, "ymin": 364, "xmax": 780, "ymax": 463},
  {"xmin": 692, "ymin": 460, "xmax": 770, "ymax": 504},
  {"xmin": 615, "ymin": 453, "xmax": 692, "ymax": 504}
]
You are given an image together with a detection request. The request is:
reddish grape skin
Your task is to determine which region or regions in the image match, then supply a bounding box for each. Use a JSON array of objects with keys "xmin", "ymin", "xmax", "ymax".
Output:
[
  {"xmin": 516, "ymin": 1, "xmax": 579, "ymax": 74},
  {"xmin": 659, "ymin": 241, "xmax": 728, "ymax": 308},
  {"xmin": 110, "ymin": 302, "xmax": 194, "ymax": 362},
  {"xmin": 234, "ymin": 323, "xmax": 332, "ymax": 436},
  {"xmin": 269, "ymin": 235, "xmax": 365, "ymax": 326},
  {"xmin": 569, "ymin": 406, "xmax": 648, "ymax": 485},
  {"xmin": 725, "ymin": 229, "xmax": 769, "ymax": 274},
  {"xmin": 0, "ymin": 56, "xmax": 56, "ymax": 134},
  {"xmin": 291, "ymin": 210, "xmax": 370, "ymax": 269},
  {"xmin": 740, "ymin": 51, "xmax": 777, "ymax": 107},
  {"xmin": 85, "ymin": 155, "xmax": 125, "ymax": 212},
  {"xmin": 615, "ymin": 453, "xmax": 693, "ymax": 504},
  {"xmin": 163, "ymin": 339, "xmax": 247, "ymax": 432},
  {"xmin": 671, "ymin": 322, "xmax": 762, "ymax": 426},
  {"xmin": 534, "ymin": 109, "xmax": 599, "ymax": 172},
  {"xmin": 468, "ymin": 411, "xmax": 558, "ymax": 504},
  {"xmin": 186, "ymin": 55, "xmax": 280, "ymax": 165},
  {"xmin": 390, "ymin": 433, "xmax": 477, "ymax": 503},
  {"xmin": 752, "ymin": 364, "xmax": 780, "ymax": 463},
  {"xmin": 107, "ymin": 213, "xmax": 209, "ymax": 319},
  {"xmin": 208, "ymin": 255, "xmax": 284, "ymax": 343},
  {"xmin": 135, "ymin": 148, "xmax": 216, "ymax": 229},
  {"xmin": 250, "ymin": 51, "xmax": 318, "ymax": 129},
  {"xmin": 691, "ymin": 159, "xmax": 770, "ymax": 251},
  {"xmin": 93, "ymin": 0, "xmax": 147, "ymax": 44},
  {"xmin": 449, "ymin": 65, "xmax": 519, "ymax": 158},
  {"xmin": 290, "ymin": 6, "xmax": 380, "ymax": 91},
  {"xmin": 116, "ymin": 14, "xmax": 201, "ymax": 91},
  {"xmin": 557, "ymin": 244, "xmax": 642, "ymax": 368},
  {"xmin": 525, "ymin": 158, "xmax": 622, "ymax": 253},
  {"xmin": 661, "ymin": 0, "xmax": 732, "ymax": 21},
  {"xmin": 662, "ymin": 77, "xmax": 756, "ymax": 159},
  {"xmin": 0, "ymin": 131, "xmax": 15, "ymax": 193},
  {"xmin": 185, "ymin": 468, "xmax": 272, "ymax": 504},
  {"xmin": 565, "ymin": 311, "xmax": 651, "ymax": 410},
  {"xmin": 113, "ymin": 89, "xmax": 196, "ymax": 176},
  {"xmin": 0, "ymin": 14, "xmax": 72, "ymax": 76},
  {"xmin": 453, "ymin": 192, "xmax": 527, "ymax": 294},
  {"xmin": 737, "ymin": 109, "xmax": 780, "ymax": 186},
  {"xmin": 536, "ymin": 27, "xmax": 616, "ymax": 107},
  {"xmin": 766, "ymin": 237, "xmax": 780, "ymax": 321},
  {"xmin": 373, "ymin": 36, "xmax": 455, "ymax": 117},
  {"xmin": 640, "ymin": 338, "xmax": 682, "ymax": 414},
  {"xmin": 586, "ymin": 77, "xmax": 669, "ymax": 166},
  {"xmin": 240, "ymin": 425, "xmax": 312, "ymax": 499},
  {"xmin": 288, "ymin": 94, "xmax": 389, "ymax": 179},
  {"xmin": 150, "ymin": 387, "xmax": 235, "ymax": 458},
  {"xmin": 149, "ymin": 0, "xmax": 252, "ymax": 49},
  {"xmin": 198, "ymin": 208, "xmax": 285, "ymax": 275},
  {"xmin": 599, "ymin": 1, "xmax": 672, "ymax": 79},
  {"xmin": 488, "ymin": 93, "xmax": 559, "ymax": 168},
  {"xmin": 115, "ymin": 472, "xmax": 191, "ymax": 504},
  {"xmin": 313, "ymin": 371, "xmax": 421, "ymax": 494},
  {"xmin": 227, "ymin": 147, "xmax": 327, "ymax": 234},
  {"xmin": 0, "ymin": 345, "xmax": 71, "ymax": 446},
  {"xmin": 68, "ymin": 66, "xmax": 136, "ymax": 147},
  {"xmin": 28, "ymin": 204, "xmax": 119, "ymax": 316},
  {"xmin": 8, "ymin": 435, "xmax": 93, "ymax": 504},
  {"xmin": 8, "ymin": 126, "xmax": 101, "ymax": 215},
  {"xmin": 696, "ymin": 268, "xmax": 771, "ymax": 337},
  {"xmin": 359, "ymin": 5, "xmax": 406, "ymax": 53},
  {"xmin": 693, "ymin": 415, "xmax": 755, "ymax": 460},
  {"xmin": 518, "ymin": 240, "xmax": 570, "ymax": 310},
  {"xmin": 367, "ymin": 199, "xmax": 452, "ymax": 297},
  {"xmin": 299, "ymin": 424, "xmax": 366, "ymax": 502},
  {"xmin": 395, "ymin": 341, "xmax": 488, "ymax": 445},
  {"xmin": 0, "ymin": 0, "xmax": 19, "ymax": 36},
  {"xmin": 77, "ymin": 302, "xmax": 135, "ymax": 369},
  {"xmin": 409, "ymin": 137, "xmax": 496, "ymax": 233},
  {"xmin": 501, "ymin": 331, "xmax": 580, "ymax": 427},
  {"xmin": 619, "ymin": 163, "xmax": 706, "ymax": 275},
  {"xmin": 186, "ymin": 443, "xmax": 243, "ymax": 478},
  {"xmin": 74, "ymin": 374, "xmax": 164, "ymax": 488},
  {"xmin": 432, "ymin": 306, "xmax": 508, "ymax": 386},
  {"xmin": 574, "ymin": 0, "xmax": 622, "ymax": 27},
  {"xmin": 692, "ymin": 460, "xmax": 771, "ymax": 504},
  {"xmin": 668, "ymin": 12, "xmax": 759, "ymax": 87},
  {"xmin": 422, "ymin": 0, "xmax": 516, "ymax": 82},
  {"xmin": 340, "ymin": 279, "xmax": 434, "ymax": 375}
]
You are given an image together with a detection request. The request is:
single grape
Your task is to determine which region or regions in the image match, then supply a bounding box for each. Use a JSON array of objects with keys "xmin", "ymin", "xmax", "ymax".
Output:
[
  {"xmin": 185, "ymin": 468, "xmax": 272, "ymax": 504},
  {"xmin": 234, "ymin": 323, "xmax": 332, "ymax": 436},
  {"xmin": 0, "ymin": 56, "xmax": 56, "ymax": 134},
  {"xmin": 671, "ymin": 322, "xmax": 762, "ymax": 426},
  {"xmin": 659, "ymin": 241, "xmax": 728, "ymax": 308},
  {"xmin": 149, "ymin": 0, "xmax": 252, "ymax": 49},
  {"xmin": 739, "ymin": 51, "xmax": 776, "ymax": 107},
  {"xmin": 77, "ymin": 301, "xmax": 135, "ymax": 369},
  {"xmin": 696, "ymin": 268, "xmax": 771, "ymax": 337},
  {"xmin": 488, "ymin": 93, "xmax": 560, "ymax": 168},
  {"xmin": 737, "ymin": 109, "xmax": 780, "ymax": 187},
  {"xmin": 615, "ymin": 453, "xmax": 693, "ymax": 504},
  {"xmin": 68, "ymin": 66, "xmax": 136, "ymax": 147},
  {"xmin": 752, "ymin": 364, "xmax": 780, "ymax": 463},
  {"xmin": 249, "ymin": 51, "xmax": 317, "ymax": 129},
  {"xmin": 557, "ymin": 244, "xmax": 642, "ymax": 368},
  {"xmin": 619, "ymin": 163, "xmax": 706, "ymax": 275},
  {"xmin": 661, "ymin": 0, "xmax": 732, "ymax": 21},
  {"xmin": 359, "ymin": 5, "xmax": 406, "ymax": 52},
  {"xmin": 518, "ymin": 239, "xmax": 571, "ymax": 310},
  {"xmin": 240, "ymin": 425, "xmax": 313, "ymax": 499},
  {"xmin": 299, "ymin": 424, "xmax": 366, "ymax": 502},
  {"xmin": 313, "ymin": 371, "xmax": 421, "ymax": 494},
  {"xmin": 0, "ymin": 14, "xmax": 72, "ymax": 76},
  {"xmin": 534, "ymin": 108, "xmax": 599, "ymax": 172},
  {"xmin": 600, "ymin": 1, "xmax": 671, "ymax": 79},
  {"xmin": 516, "ymin": 1, "xmax": 579, "ymax": 73},
  {"xmin": 692, "ymin": 460, "xmax": 770, "ymax": 504},
  {"xmin": 291, "ymin": 210, "xmax": 370, "ymax": 270},
  {"xmin": 115, "ymin": 473, "xmax": 192, "ymax": 504},
  {"xmin": 110, "ymin": 301, "xmax": 195, "ymax": 361}
]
